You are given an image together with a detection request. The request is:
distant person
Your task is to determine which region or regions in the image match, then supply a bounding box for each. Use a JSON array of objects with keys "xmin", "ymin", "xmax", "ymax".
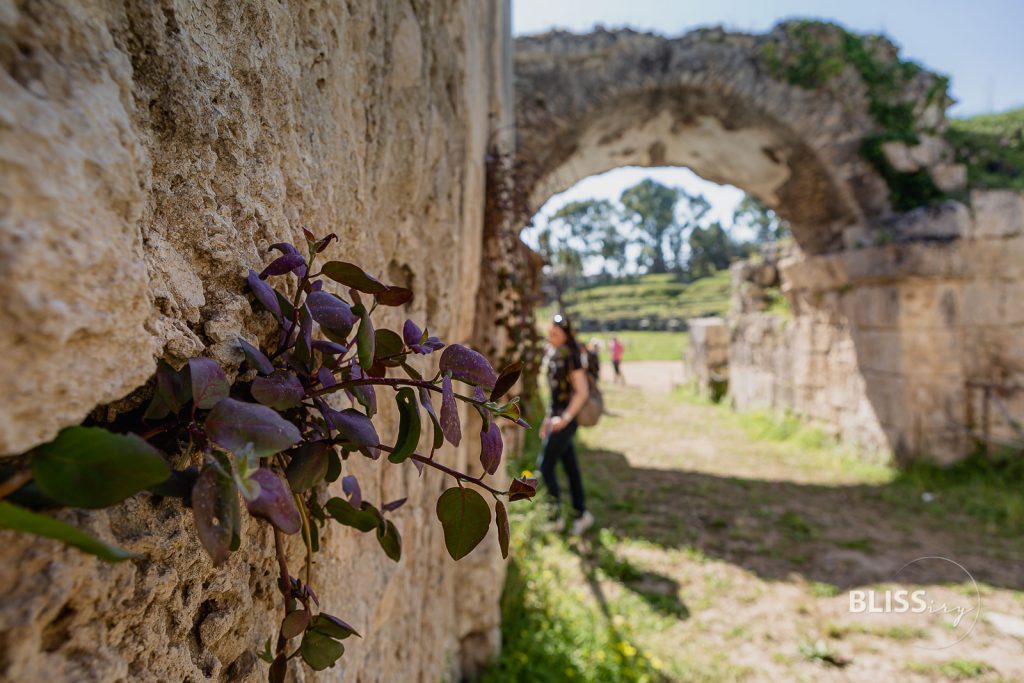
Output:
[
  {"xmin": 539, "ymin": 314, "xmax": 594, "ymax": 535},
  {"xmin": 584, "ymin": 338, "xmax": 601, "ymax": 383},
  {"xmin": 609, "ymin": 336, "xmax": 625, "ymax": 384}
]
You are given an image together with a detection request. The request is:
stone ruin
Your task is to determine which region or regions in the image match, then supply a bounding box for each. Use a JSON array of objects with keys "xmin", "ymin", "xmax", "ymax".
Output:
[
  {"xmin": 513, "ymin": 24, "xmax": 1024, "ymax": 465},
  {"xmin": 0, "ymin": 4, "xmax": 1021, "ymax": 681}
]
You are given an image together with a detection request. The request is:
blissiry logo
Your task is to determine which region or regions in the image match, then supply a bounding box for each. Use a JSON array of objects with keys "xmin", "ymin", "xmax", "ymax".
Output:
[{"xmin": 847, "ymin": 556, "xmax": 980, "ymax": 649}]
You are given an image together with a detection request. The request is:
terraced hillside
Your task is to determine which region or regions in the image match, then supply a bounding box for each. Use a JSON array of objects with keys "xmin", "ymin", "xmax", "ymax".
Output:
[{"xmin": 556, "ymin": 270, "xmax": 732, "ymax": 331}]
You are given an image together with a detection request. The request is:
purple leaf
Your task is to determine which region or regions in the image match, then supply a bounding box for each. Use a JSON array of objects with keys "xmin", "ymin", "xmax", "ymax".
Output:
[
  {"xmin": 348, "ymin": 365, "xmax": 377, "ymax": 417},
  {"xmin": 341, "ymin": 475, "xmax": 362, "ymax": 508},
  {"xmin": 247, "ymin": 270, "xmax": 282, "ymax": 320},
  {"xmin": 418, "ymin": 388, "xmax": 445, "ymax": 451},
  {"xmin": 508, "ymin": 477, "xmax": 539, "ymax": 502},
  {"xmin": 440, "ymin": 374, "xmax": 461, "ymax": 447},
  {"xmin": 311, "ymin": 613, "xmax": 360, "ymax": 639},
  {"xmin": 382, "ymin": 498, "xmax": 407, "ymax": 512},
  {"xmin": 326, "ymin": 408, "xmax": 380, "ymax": 460},
  {"xmin": 281, "ymin": 609, "xmax": 311, "ymax": 639},
  {"xmin": 490, "ymin": 361, "xmax": 523, "ymax": 401},
  {"xmin": 192, "ymin": 466, "xmax": 240, "ymax": 565},
  {"xmin": 439, "ymin": 344, "xmax": 497, "ymax": 389},
  {"xmin": 189, "ymin": 358, "xmax": 229, "ymax": 409},
  {"xmin": 205, "ymin": 398, "xmax": 302, "ymax": 458},
  {"xmin": 479, "ymin": 422, "xmax": 503, "ymax": 476},
  {"xmin": 252, "ymin": 370, "xmax": 306, "ymax": 410},
  {"xmin": 321, "ymin": 261, "xmax": 387, "ymax": 294},
  {"xmin": 315, "ymin": 234, "xmax": 338, "ymax": 253},
  {"xmin": 316, "ymin": 367, "xmax": 336, "ymax": 389},
  {"xmin": 306, "ymin": 291, "xmax": 357, "ymax": 337},
  {"xmin": 155, "ymin": 360, "xmax": 190, "ymax": 413},
  {"xmin": 270, "ymin": 242, "xmax": 300, "ymax": 256},
  {"xmin": 259, "ymin": 252, "xmax": 306, "ymax": 279},
  {"xmin": 375, "ymin": 286, "xmax": 413, "ymax": 307},
  {"xmin": 312, "ymin": 340, "xmax": 348, "ymax": 356},
  {"xmin": 495, "ymin": 500, "xmax": 510, "ymax": 559},
  {"xmin": 402, "ymin": 320, "xmax": 423, "ymax": 347},
  {"xmin": 238, "ymin": 338, "xmax": 275, "ymax": 375},
  {"xmin": 245, "ymin": 468, "xmax": 301, "ymax": 534}
]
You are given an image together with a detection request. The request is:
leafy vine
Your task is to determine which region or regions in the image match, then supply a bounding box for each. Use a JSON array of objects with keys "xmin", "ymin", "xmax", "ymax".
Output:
[{"xmin": 0, "ymin": 230, "xmax": 536, "ymax": 681}]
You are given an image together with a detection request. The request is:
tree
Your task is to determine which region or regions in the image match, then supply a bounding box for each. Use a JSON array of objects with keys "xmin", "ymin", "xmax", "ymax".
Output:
[
  {"xmin": 667, "ymin": 190, "xmax": 711, "ymax": 273},
  {"xmin": 549, "ymin": 199, "xmax": 627, "ymax": 276},
  {"xmin": 688, "ymin": 222, "xmax": 736, "ymax": 278},
  {"xmin": 732, "ymin": 194, "xmax": 789, "ymax": 244},
  {"xmin": 619, "ymin": 179, "xmax": 680, "ymax": 274}
]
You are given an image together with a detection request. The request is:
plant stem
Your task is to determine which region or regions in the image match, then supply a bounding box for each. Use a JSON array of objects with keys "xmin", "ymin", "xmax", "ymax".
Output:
[
  {"xmin": 375, "ymin": 444, "xmax": 507, "ymax": 497},
  {"xmin": 0, "ymin": 468, "xmax": 32, "ymax": 500},
  {"xmin": 272, "ymin": 528, "xmax": 295, "ymax": 657},
  {"xmin": 313, "ymin": 376, "xmax": 484, "ymax": 406}
]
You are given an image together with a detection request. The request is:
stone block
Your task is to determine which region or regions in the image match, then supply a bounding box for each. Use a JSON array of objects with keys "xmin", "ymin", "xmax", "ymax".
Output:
[
  {"xmin": 930, "ymin": 163, "xmax": 967, "ymax": 192},
  {"xmin": 886, "ymin": 200, "xmax": 970, "ymax": 241},
  {"xmin": 970, "ymin": 189, "xmax": 1024, "ymax": 239}
]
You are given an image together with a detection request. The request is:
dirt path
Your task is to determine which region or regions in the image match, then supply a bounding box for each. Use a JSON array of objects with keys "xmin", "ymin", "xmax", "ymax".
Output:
[{"xmin": 571, "ymin": 361, "xmax": 1024, "ymax": 682}]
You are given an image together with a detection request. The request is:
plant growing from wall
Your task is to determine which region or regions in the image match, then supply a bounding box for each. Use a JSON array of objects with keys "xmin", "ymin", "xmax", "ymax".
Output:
[{"xmin": 0, "ymin": 230, "xmax": 537, "ymax": 681}]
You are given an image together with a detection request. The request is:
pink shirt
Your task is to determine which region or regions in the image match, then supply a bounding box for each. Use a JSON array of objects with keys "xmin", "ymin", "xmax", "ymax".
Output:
[{"xmin": 610, "ymin": 339, "xmax": 624, "ymax": 362}]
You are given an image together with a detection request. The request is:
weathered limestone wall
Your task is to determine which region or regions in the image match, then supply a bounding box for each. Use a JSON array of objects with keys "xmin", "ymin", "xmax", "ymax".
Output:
[
  {"xmin": 729, "ymin": 190, "xmax": 1024, "ymax": 463},
  {"xmin": 0, "ymin": 1, "xmax": 511, "ymax": 681},
  {"xmin": 682, "ymin": 317, "xmax": 729, "ymax": 398}
]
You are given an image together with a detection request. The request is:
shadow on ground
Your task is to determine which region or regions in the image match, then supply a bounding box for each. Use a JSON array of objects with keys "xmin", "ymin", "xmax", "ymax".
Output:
[{"xmin": 579, "ymin": 448, "xmax": 1024, "ymax": 592}]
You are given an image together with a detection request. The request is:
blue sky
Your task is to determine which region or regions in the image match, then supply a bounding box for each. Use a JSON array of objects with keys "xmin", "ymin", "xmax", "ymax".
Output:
[{"xmin": 514, "ymin": 0, "xmax": 1024, "ymax": 264}]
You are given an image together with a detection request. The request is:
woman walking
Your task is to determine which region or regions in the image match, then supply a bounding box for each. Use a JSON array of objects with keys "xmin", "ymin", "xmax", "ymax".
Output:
[{"xmin": 539, "ymin": 314, "xmax": 594, "ymax": 535}]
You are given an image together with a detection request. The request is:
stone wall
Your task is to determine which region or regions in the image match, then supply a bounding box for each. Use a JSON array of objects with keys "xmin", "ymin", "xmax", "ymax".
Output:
[
  {"xmin": 728, "ymin": 190, "xmax": 1024, "ymax": 463},
  {"xmin": 682, "ymin": 317, "xmax": 729, "ymax": 398},
  {"xmin": 0, "ymin": 2, "xmax": 512, "ymax": 681}
]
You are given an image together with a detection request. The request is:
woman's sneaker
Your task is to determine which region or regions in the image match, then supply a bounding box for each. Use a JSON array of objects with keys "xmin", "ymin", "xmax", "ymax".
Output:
[{"xmin": 570, "ymin": 510, "xmax": 594, "ymax": 536}]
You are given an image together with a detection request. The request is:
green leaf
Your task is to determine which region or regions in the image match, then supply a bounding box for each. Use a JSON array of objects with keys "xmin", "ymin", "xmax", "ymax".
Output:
[
  {"xmin": 0, "ymin": 501, "xmax": 138, "ymax": 562},
  {"xmin": 376, "ymin": 519, "xmax": 402, "ymax": 562},
  {"xmin": 495, "ymin": 500, "xmax": 510, "ymax": 560},
  {"xmin": 300, "ymin": 630, "xmax": 345, "ymax": 671},
  {"xmin": 324, "ymin": 497, "xmax": 381, "ymax": 533},
  {"xmin": 355, "ymin": 304, "xmax": 375, "ymax": 370},
  {"xmin": 436, "ymin": 487, "xmax": 491, "ymax": 561},
  {"xmin": 31, "ymin": 427, "xmax": 170, "ymax": 509},
  {"xmin": 257, "ymin": 638, "xmax": 274, "ymax": 664},
  {"xmin": 374, "ymin": 328, "xmax": 405, "ymax": 362},
  {"xmin": 285, "ymin": 442, "xmax": 329, "ymax": 492},
  {"xmin": 324, "ymin": 448, "xmax": 342, "ymax": 483},
  {"xmin": 320, "ymin": 261, "xmax": 387, "ymax": 294},
  {"xmin": 388, "ymin": 388, "xmax": 420, "ymax": 464},
  {"xmin": 204, "ymin": 398, "xmax": 301, "ymax": 459},
  {"xmin": 281, "ymin": 609, "xmax": 311, "ymax": 639}
]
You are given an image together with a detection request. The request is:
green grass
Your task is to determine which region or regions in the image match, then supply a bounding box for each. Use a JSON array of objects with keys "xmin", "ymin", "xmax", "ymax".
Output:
[
  {"xmin": 587, "ymin": 331, "xmax": 688, "ymax": 363},
  {"xmin": 478, "ymin": 505, "xmax": 667, "ymax": 683},
  {"xmin": 948, "ymin": 106, "xmax": 1024, "ymax": 192},
  {"xmin": 892, "ymin": 451, "xmax": 1024, "ymax": 537}
]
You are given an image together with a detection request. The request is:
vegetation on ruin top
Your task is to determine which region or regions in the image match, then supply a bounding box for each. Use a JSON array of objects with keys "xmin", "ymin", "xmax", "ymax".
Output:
[{"xmin": 949, "ymin": 106, "xmax": 1024, "ymax": 192}]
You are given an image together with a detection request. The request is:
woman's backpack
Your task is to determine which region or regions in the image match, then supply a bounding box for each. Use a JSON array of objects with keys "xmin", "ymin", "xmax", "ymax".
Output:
[{"xmin": 575, "ymin": 375, "xmax": 603, "ymax": 427}]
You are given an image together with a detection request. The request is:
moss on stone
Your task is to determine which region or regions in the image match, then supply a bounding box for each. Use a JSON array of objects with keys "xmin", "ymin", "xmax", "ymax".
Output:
[{"xmin": 761, "ymin": 21, "xmax": 952, "ymax": 210}]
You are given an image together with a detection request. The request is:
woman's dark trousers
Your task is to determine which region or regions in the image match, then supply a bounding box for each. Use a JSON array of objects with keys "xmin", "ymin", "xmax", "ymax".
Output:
[{"xmin": 538, "ymin": 420, "xmax": 585, "ymax": 514}]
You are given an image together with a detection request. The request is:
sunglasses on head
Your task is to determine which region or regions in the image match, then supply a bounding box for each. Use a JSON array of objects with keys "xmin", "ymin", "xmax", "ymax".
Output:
[{"xmin": 553, "ymin": 314, "xmax": 571, "ymax": 332}]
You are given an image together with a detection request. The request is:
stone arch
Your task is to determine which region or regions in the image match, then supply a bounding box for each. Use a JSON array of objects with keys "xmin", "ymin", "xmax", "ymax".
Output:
[{"xmin": 513, "ymin": 25, "xmax": 935, "ymax": 254}]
